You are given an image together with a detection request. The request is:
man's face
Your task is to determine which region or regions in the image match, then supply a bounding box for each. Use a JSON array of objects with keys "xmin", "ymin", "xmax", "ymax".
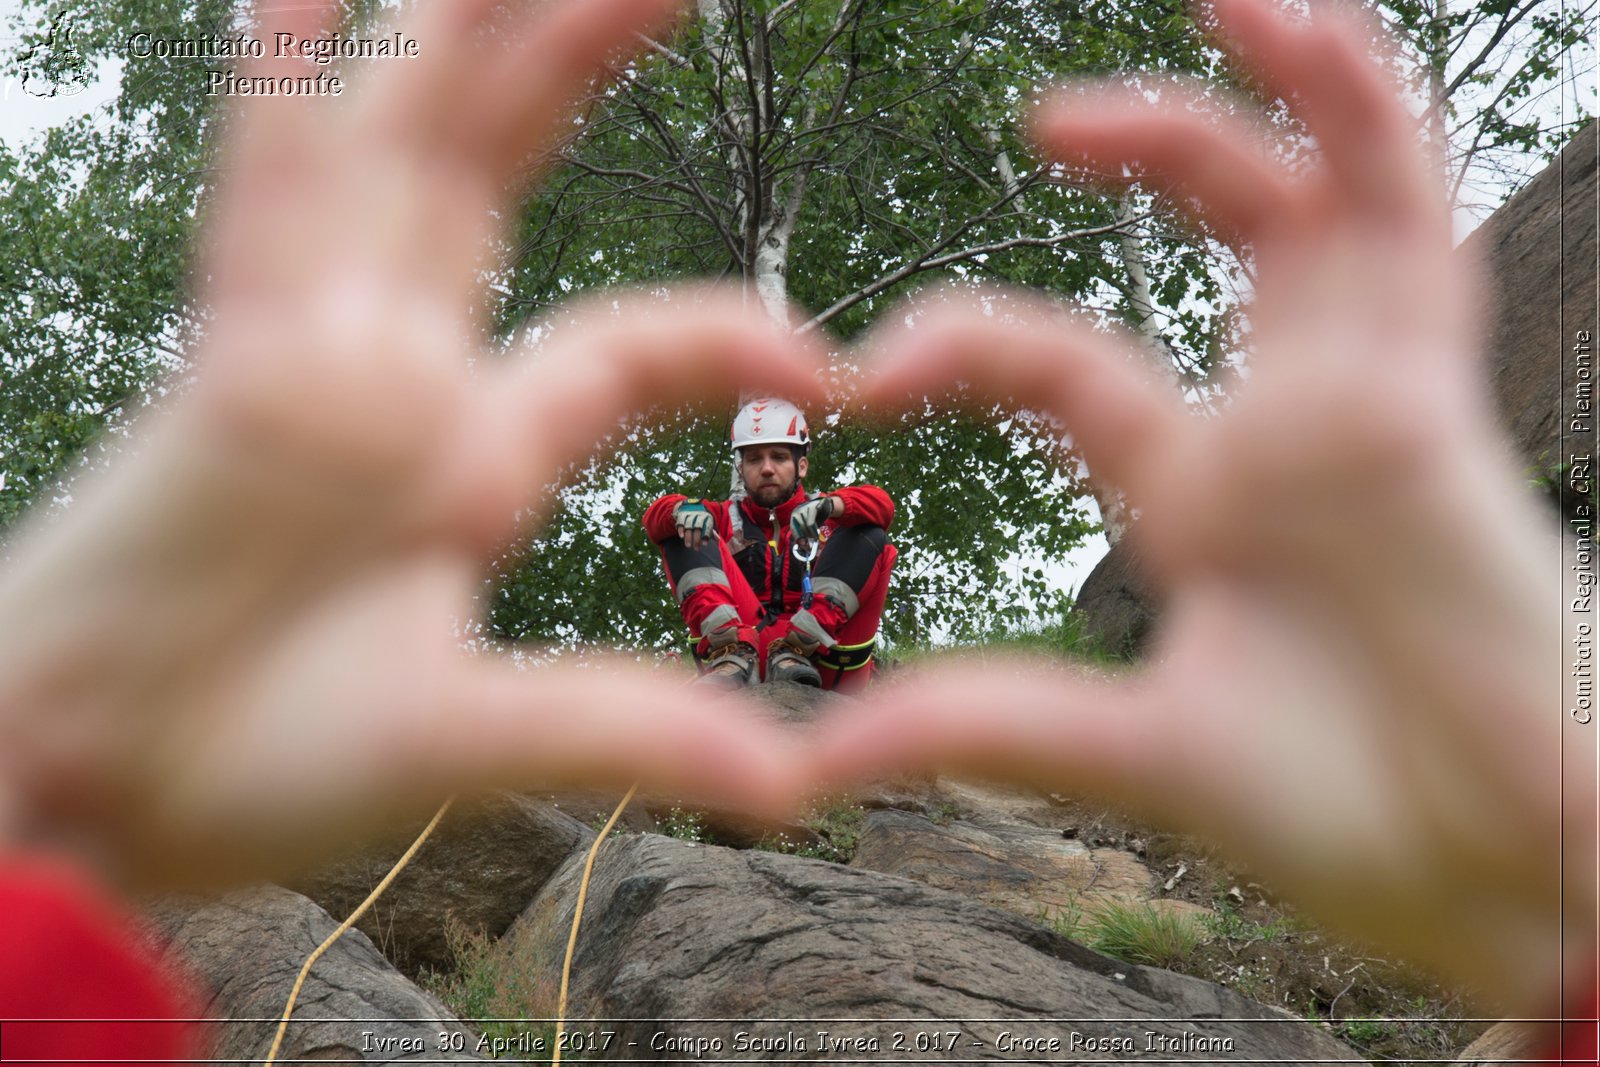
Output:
[{"xmin": 740, "ymin": 444, "xmax": 807, "ymax": 508}]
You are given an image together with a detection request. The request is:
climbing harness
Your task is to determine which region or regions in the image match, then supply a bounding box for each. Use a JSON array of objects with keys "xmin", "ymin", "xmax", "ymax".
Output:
[{"xmin": 790, "ymin": 535, "xmax": 877, "ymax": 672}]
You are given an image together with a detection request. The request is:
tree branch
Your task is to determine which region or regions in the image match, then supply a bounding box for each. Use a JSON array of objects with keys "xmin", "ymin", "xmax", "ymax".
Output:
[
  {"xmin": 799, "ymin": 215, "xmax": 1142, "ymax": 333},
  {"xmin": 1431, "ymin": 0, "xmax": 1538, "ymax": 115},
  {"xmin": 632, "ymin": 31, "xmax": 692, "ymax": 69}
]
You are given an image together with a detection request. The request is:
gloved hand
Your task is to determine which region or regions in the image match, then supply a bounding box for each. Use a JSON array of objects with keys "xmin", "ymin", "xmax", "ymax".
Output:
[
  {"xmin": 789, "ymin": 495, "xmax": 835, "ymax": 542},
  {"xmin": 674, "ymin": 500, "xmax": 716, "ymax": 549}
]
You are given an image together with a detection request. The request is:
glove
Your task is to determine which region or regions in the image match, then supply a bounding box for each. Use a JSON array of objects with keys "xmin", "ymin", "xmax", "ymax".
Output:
[
  {"xmin": 789, "ymin": 495, "xmax": 835, "ymax": 542},
  {"xmin": 674, "ymin": 500, "xmax": 716, "ymax": 549}
]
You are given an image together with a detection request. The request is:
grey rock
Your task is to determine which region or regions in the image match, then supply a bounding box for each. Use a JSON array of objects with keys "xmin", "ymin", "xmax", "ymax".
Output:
[
  {"xmin": 1070, "ymin": 125, "xmax": 1597, "ymax": 648},
  {"xmin": 851, "ymin": 807, "xmax": 1173, "ymax": 922},
  {"xmin": 147, "ymin": 886, "xmax": 484, "ymax": 1063},
  {"xmin": 285, "ymin": 683, "xmax": 846, "ymax": 984},
  {"xmin": 1455, "ymin": 1020, "xmax": 1560, "ymax": 1066},
  {"xmin": 660, "ymin": 681, "xmax": 851, "ymax": 844},
  {"xmin": 286, "ymin": 791, "xmax": 593, "ymax": 977},
  {"xmin": 1072, "ymin": 537, "xmax": 1161, "ymax": 657},
  {"xmin": 504, "ymin": 834, "xmax": 1360, "ymax": 1063},
  {"xmin": 539, "ymin": 789, "xmax": 660, "ymax": 834},
  {"xmin": 753, "ymin": 677, "xmax": 853, "ymax": 722},
  {"xmin": 1462, "ymin": 120, "xmax": 1597, "ymax": 519}
]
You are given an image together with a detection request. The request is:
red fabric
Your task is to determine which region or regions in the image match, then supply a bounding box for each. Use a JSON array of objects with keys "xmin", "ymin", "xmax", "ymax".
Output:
[
  {"xmin": 645, "ymin": 484, "xmax": 893, "ymax": 638},
  {"xmin": 641, "ymin": 483, "xmax": 894, "ymax": 545},
  {"xmin": 665, "ymin": 529, "xmax": 894, "ymax": 691},
  {"xmin": 645, "ymin": 483, "xmax": 896, "ymax": 690},
  {"xmin": 1554, "ymin": 975, "xmax": 1599, "ymax": 1064},
  {"xmin": 813, "ymin": 541, "xmax": 897, "ymax": 694},
  {"xmin": 0, "ymin": 856, "xmax": 200, "ymax": 1064}
]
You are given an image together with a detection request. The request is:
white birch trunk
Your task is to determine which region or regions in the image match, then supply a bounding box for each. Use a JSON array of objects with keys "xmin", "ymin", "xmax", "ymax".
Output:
[
  {"xmin": 753, "ymin": 174, "xmax": 807, "ymax": 326},
  {"xmin": 985, "ymin": 125, "xmax": 1022, "ymax": 201},
  {"xmin": 1094, "ymin": 194, "xmax": 1187, "ymax": 545}
]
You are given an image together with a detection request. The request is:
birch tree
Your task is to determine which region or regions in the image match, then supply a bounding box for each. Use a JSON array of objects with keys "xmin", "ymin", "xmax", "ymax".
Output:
[
  {"xmin": 492, "ymin": 0, "xmax": 1240, "ymax": 645},
  {"xmin": 2, "ymin": 0, "xmax": 1588, "ymax": 646},
  {"xmin": 1372, "ymin": 0, "xmax": 1595, "ymax": 217}
]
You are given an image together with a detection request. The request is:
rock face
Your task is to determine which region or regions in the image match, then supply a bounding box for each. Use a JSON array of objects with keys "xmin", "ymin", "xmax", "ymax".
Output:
[
  {"xmin": 149, "ymin": 685, "xmax": 1365, "ymax": 1061},
  {"xmin": 1072, "ymin": 537, "xmax": 1162, "ymax": 657},
  {"xmin": 1463, "ymin": 120, "xmax": 1597, "ymax": 519},
  {"xmin": 1455, "ymin": 1019, "xmax": 1561, "ymax": 1065},
  {"xmin": 851, "ymin": 807, "xmax": 1200, "ymax": 923},
  {"xmin": 503, "ymin": 834, "xmax": 1360, "ymax": 1063},
  {"xmin": 147, "ymin": 886, "xmax": 484, "ymax": 1063},
  {"xmin": 1072, "ymin": 124, "xmax": 1598, "ymax": 647},
  {"xmin": 287, "ymin": 791, "xmax": 594, "ymax": 977},
  {"xmin": 541, "ymin": 681, "xmax": 845, "ymax": 849},
  {"xmin": 750, "ymin": 677, "xmax": 854, "ymax": 722}
]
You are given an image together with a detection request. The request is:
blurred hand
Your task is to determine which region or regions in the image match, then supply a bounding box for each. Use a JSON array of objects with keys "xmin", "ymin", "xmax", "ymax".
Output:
[
  {"xmin": 0, "ymin": 0, "xmax": 823, "ymax": 886},
  {"xmin": 818, "ymin": 0, "xmax": 1585, "ymax": 1008}
]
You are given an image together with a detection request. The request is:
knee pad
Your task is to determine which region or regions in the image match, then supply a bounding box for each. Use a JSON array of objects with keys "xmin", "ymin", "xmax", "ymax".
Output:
[
  {"xmin": 663, "ymin": 539, "xmax": 731, "ymax": 605},
  {"xmin": 701, "ymin": 603, "xmax": 741, "ymax": 643},
  {"xmin": 786, "ymin": 607, "xmax": 838, "ymax": 650},
  {"xmin": 812, "ymin": 525, "xmax": 888, "ymax": 619}
]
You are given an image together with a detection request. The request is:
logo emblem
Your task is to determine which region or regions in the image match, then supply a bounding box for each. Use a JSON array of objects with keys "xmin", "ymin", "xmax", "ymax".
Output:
[{"xmin": 20, "ymin": 14, "xmax": 89, "ymax": 98}]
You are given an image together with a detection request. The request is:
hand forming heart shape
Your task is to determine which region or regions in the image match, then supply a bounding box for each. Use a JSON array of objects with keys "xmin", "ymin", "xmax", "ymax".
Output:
[{"xmin": 0, "ymin": 0, "xmax": 1584, "ymax": 1010}]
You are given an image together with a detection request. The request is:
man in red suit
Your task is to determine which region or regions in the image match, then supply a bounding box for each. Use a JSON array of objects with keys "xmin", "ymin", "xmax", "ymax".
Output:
[{"xmin": 643, "ymin": 398, "xmax": 896, "ymax": 692}]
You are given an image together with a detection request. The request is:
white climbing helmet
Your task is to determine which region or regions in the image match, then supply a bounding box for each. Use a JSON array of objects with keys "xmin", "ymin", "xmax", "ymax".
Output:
[{"xmin": 730, "ymin": 397, "xmax": 810, "ymax": 453}]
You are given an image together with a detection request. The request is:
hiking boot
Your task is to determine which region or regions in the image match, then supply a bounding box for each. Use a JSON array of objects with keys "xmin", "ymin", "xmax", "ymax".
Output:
[
  {"xmin": 693, "ymin": 641, "xmax": 756, "ymax": 688},
  {"xmin": 766, "ymin": 635, "xmax": 822, "ymax": 687}
]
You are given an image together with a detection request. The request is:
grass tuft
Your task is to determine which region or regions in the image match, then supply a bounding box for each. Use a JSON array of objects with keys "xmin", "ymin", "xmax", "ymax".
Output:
[
  {"xmin": 1202, "ymin": 900, "xmax": 1291, "ymax": 945},
  {"xmin": 1087, "ymin": 899, "xmax": 1206, "ymax": 968},
  {"xmin": 657, "ymin": 807, "xmax": 707, "ymax": 842},
  {"xmin": 1042, "ymin": 896, "xmax": 1205, "ymax": 969},
  {"xmin": 756, "ymin": 799, "xmax": 866, "ymax": 863},
  {"xmin": 1335, "ymin": 1016, "xmax": 1394, "ymax": 1047},
  {"xmin": 423, "ymin": 916, "xmax": 564, "ymax": 1061}
]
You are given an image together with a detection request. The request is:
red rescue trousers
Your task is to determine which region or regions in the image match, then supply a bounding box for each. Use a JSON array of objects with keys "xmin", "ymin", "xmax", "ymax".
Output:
[{"xmin": 664, "ymin": 527, "xmax": 895, "ymax": 694}]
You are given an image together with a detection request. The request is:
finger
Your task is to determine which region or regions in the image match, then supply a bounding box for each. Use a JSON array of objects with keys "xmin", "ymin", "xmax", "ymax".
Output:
[
  {"xmin": 863, "ymin": 288, "xmax": 1187, "ymax": 506},
  {"xmin": 805, "ymin": 656, "xmax": 1175, "ymax": 808},
  {"xmin": 461, "ymin": 289, "xmax": 828, "ymax": 533},
  {"xmin": 393, "ymin": 0, "xmax": 684, "ymax": 177},
  {"xmin": 1031, "ymin": 81, "xmax": 1300, "ymax": 247},
  {"xmin": 356, "ymin": 0, "xmax": 508, "ymax": 137},
  {"xmin": 246, "ymin": 0, "xmax": 342, "ymax": 80},
  {"xmin": 393, "ymin": 0, "xmax": 507, "ymax": 68},
  {"xmin": 217, "ymin": 0, "xmax": 344, "ymax": 175},
  {"xmin": 482, "ymin": 0, "xmax": 684, "ymax": 173},
  {"xmin": 1204, "ymin": 0, "xmax": 1441, "ymax": 230},
  {"xmin": 426, "ymin": 657, "xmax": 807, "ymax": 820}
]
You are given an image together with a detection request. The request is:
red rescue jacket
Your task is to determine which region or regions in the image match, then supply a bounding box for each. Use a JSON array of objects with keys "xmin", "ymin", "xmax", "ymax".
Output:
[{"xmin": 643, "ymin": 483, "xmax": 893, "ymax": 625}]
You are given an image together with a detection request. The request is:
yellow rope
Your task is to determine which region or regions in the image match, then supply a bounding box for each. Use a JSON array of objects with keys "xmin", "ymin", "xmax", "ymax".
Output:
[
  {"xmin": 264, "ymin": 796, "xmax": 455, "ymax": 1066},
  {"xmin": 553, "ymin": 783, "xmax": 637, "ymax": 1065}
]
